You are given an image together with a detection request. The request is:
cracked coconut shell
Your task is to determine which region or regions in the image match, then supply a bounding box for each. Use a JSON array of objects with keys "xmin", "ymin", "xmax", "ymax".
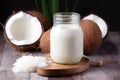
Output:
[{"xmin": 4, "ymin": 10, "xmax": 50, "ymax": 51}]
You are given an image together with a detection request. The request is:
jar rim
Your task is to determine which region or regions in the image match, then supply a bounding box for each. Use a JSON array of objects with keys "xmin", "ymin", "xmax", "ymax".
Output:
[
  {"xmin": 53, "ymin": 12, "xmax": 80, "ymax": 24},
  {"xmin": 54, "ymin": 12, "xmax": 80, "ymax": 19}
]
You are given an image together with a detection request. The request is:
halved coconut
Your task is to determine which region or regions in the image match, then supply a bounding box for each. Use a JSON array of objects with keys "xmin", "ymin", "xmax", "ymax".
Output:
[
  {"xmin": 83, "ymin": 14, "xmax": 108, "ymax": 39},
  {"xmin": 4, "ymin": 10, "xmax": 50, "ymax": 51},
  {"xmin": 26, "ymin": 10, "xmax": 51, "ymax": 31}
]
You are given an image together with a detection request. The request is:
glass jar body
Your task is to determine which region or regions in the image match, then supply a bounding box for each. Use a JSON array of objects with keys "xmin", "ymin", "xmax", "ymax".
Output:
[{"xmin": 50, "ymin": 12, "xmax": 83, "ymax": 64}]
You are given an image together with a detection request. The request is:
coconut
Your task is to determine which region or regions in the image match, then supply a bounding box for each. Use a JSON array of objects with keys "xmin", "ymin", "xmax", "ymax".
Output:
[
  {"xmin": 26, "ymin": 10, "xmax": 51, "ymax": 31},
  {"xmin": 80, "ymin": 20, "xmax": 102, "ymax": 54},
  {"xmin": 4, "ymin": 10, "xmax": 50, "ymax": 51},
  {"xmin": 40, "ymin": 29, "xmax": 51, "ymax": 53},
  {"xmin": 83, "ymin": 14, "xmax": 108, "ymax": 39},
  {"xmin": 40, "ymin": 14, "xmax": 108, "ymax": 54},
  {"xmin": 40, "ymin": 20, "xmax": 102, "ymax": 54}
]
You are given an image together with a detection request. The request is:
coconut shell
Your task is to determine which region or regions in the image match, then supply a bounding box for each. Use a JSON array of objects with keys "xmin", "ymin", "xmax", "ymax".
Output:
[
  {"xmin": 80, "ymin": 20, "xmax": 102, "ymax": 54},
  {"xmin": 40, "ymin": 29, "xmax": 51, "ymax": 53},
  {"xmin": 4, "ymin": 10, "xmax": 48, "ymax": 52},
  {"xmin": 27, "ymin": 10, "xmax": 51, "ymax": 31},
  {"xmin": 4, "ymin": 32, "xmax": 39, "ymax": 52}
]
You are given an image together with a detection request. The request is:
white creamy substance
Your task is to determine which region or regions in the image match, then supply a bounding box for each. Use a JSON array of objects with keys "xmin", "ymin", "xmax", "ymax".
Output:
[
  {"xmin": 12, "ymin": 55, "xmax": 47, "ymax": 73},
  {"xmin": 50, "ymin": 24, "xmax": 83, "ymax": 64}
]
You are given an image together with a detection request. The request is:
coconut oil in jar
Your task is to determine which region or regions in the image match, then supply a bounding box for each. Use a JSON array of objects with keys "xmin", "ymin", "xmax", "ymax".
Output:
[{"xmin": 50, "ymin": 12, "xmax": 83, "ymax": 64}]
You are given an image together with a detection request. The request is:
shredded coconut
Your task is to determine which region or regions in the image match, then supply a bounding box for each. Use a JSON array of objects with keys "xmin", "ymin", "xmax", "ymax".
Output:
[{"xmin": 12, "ymin": 55, "xmax": 47, "ymax": 73}]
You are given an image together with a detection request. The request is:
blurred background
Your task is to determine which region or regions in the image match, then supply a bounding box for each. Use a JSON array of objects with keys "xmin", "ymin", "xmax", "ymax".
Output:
[{"xmin": 0, "ymin": 0, "xmax": 120, "ymax": 31}]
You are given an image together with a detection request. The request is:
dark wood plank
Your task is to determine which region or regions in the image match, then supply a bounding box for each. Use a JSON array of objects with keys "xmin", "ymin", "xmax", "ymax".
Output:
[
  {"xmin": 103, "ymin": 69, "xmax": 120, "ymax": 80},
  {"xmin": 72, "ymin": 74, "xmax": 82, "ymax": 80},
  {"xmin": 30, "ymin": 73, "xmax": 48, "ymax": 80},
  {"xmin": 1, "ymin": 44, "xmax": 25, "ymax": 68},
  {"xmin": 82, "ymin": 55, "xmax": 120, "ymax": 80},
  {"xmin": 0, "ymin": 32, "xmax": 15, "ymax": 80},
  {"xmin": 14, "ymin": 72, "xmax": 30, "ymax": 80},
  {"xmin": 0, "ymin": 43, "xmax": 34, "ymax": 68},
  {"xmin": 0, "ymin": 31, "xmax": 120, "ymax": 80},
  {"xmin": 0, "ymin": 67, "xmax": 14, "ymax": 80},
  {"xmin": 0, "ymin": 43, "xmax": 31, "ymax": 80},
  {"xmin": 48, "ymin": 78, "xmax": 65, "ymax": 80},
  {"xmin": 82, "ymin": 66, "xmax": 120, "ymax": 80},
  {"xmin": 46, "ymin": 76, "xmax": 76, "ymax": 80},
  {"xmin": 82, "ymin": 32, "xmax": 120, "ymax": 80},
  {"xmin": 82, "ymin": 68, "xmax": 113, "ymax": 80}
]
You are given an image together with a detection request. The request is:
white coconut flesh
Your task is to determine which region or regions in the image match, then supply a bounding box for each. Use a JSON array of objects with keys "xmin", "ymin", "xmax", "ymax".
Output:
[
  {"xmin": 5, "ymin": 11, "xmax": 42, "ymax": 46},
  {"xmin": 83, "ymin": 14, "xmax": 108, "ymax": 38}
]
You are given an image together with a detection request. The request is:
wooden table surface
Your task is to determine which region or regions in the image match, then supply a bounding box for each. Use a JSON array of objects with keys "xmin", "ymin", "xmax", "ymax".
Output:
[{"xmin": 0, "ymin": 31, "xmax": 120, "ymax": 80}]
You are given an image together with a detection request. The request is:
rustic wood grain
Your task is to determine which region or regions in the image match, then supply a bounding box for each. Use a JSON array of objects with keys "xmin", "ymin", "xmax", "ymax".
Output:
[
  {"xmin": 82, "ymin": 67, "xmax": 120, "ymax": 80},
  {"xmin": 82, "ymin": 68, "xmax": 113, "ymax": 80},
  {"xmin": 1, "ymin": 44, "xmax": 19, "ymax": 68},
  {"xmin": 103, "ymin": 69, "xmax": 120, "ymax": 80},
  {"xmin": 0, "ymin": 67, "xmax": 14, "ymax": 80},
  {"xmin": 30, "ymin": 73, "xmax": 48, "ymax": 80},
  {"xmin": 72, "ymin": 74, "xmax": 82, "ymax": 80},
  {"xmin": 0, "ymin": 31, "xmax": 120, "ymax": 80},
  {"xmin": 14, "ymin": 72, "xmax": 30, "ymax": 80},
  {"xmin": 81, "ymin": 32, "xmax": 120, "ymax": 80},
  {"xmin": 37, "ymin": 55, "xmax": 89, "ymax": 77},
  {"xmin": 1, "ymin": 44, "xmax": 29, "ymax": 68},
  {"xmin": 0, "ymin": 43, "xmax": 34, "ymax": 68}
]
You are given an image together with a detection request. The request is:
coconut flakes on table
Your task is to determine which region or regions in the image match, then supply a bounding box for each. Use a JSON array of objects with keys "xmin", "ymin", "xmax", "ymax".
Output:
[{"xmin": 12, "ymin": 55, "xmax": 48, "ymax": 73}]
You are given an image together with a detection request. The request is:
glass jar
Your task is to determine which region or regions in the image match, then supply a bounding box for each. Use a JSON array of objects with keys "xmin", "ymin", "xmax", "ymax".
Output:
[{"xmin": 50, "ymin": 12, "xmax": 83, "ymax": 64}]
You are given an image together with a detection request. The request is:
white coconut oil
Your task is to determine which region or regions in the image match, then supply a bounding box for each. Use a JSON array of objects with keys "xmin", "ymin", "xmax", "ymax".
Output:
[{"xmin": 50, "ymin": 12, "xmax": 83, "ymax": 64}]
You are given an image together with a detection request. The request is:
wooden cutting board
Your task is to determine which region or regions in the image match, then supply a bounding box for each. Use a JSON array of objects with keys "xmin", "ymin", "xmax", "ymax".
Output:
[{"xmin": 36, "ymin": 54, "xmax": 90, "ymax": 77}]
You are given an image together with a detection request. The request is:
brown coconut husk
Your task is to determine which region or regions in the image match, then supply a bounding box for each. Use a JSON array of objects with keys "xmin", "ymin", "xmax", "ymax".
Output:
[
  {"xmin": 4, "ymin": 33, "xmax": 39, "ymax": 52},
  {"xmin": 39, "ymin": 29, "xmax": 51, "ymax": 53},
  {"xmin": 83, "ymin": 14, "xmax": 109, "ymax": 40},
  {"xmin": 80, "ymin": 20, "xmax": 102, "ymax": 54}
]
